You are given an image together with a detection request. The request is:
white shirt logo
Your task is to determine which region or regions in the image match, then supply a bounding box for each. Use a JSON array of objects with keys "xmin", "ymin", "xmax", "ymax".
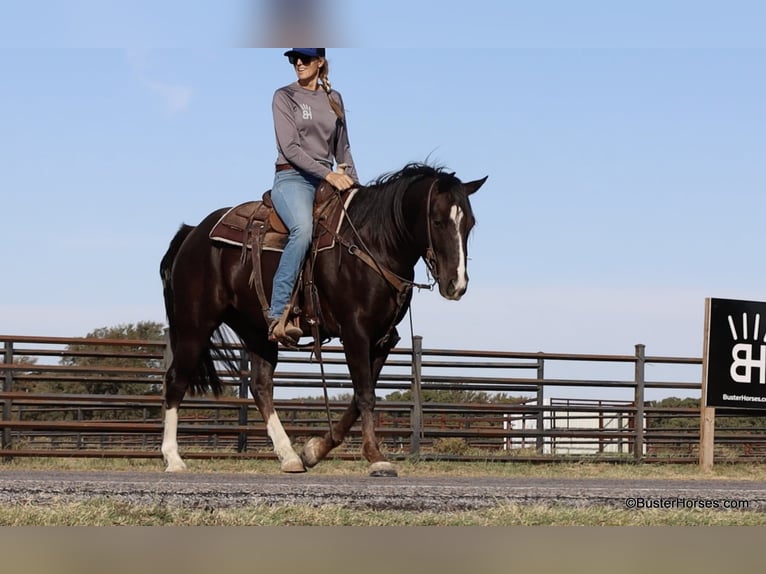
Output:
[{"xmin": 301, "ymin": 104, "xmax": 312, "ymax": 120}]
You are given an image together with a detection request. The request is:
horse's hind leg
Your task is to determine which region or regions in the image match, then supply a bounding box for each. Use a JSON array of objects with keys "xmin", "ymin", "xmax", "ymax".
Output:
[
  {"xmin": 161, "ymin": 365, "xmax": 188, "ymax": 472},
  {"xmin": 161, "ymin": 337, "xmax": 207, "ymax": 472},
  {"xmin": 249, "ymin": 341, "xmax": 305, "ymax": 473}
]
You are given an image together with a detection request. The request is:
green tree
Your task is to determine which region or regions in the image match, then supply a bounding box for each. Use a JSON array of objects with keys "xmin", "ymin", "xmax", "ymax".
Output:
[
  {"xmin": 12, "ymin": 323, "xmax": 166, "ymax": 422},
  {"xmin": 385, "ymin": 388, "xmax": 526, "ymax": 404},
  {"xmin": 647, "ymin": 396, "xmax": 766, "ymax": 430},
  {"xmin": 7, "ymin": 356, "xmax": 39, "ymax": 393},
  {"xmin": 58, "ymin": 321, "xmax": 166, "ymax": 397}
]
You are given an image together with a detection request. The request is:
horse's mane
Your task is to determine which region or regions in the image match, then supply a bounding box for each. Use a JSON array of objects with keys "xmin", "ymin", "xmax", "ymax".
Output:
[{"xmin": 348, "ymin": 162, "xmax": 473, "ymax": 252}]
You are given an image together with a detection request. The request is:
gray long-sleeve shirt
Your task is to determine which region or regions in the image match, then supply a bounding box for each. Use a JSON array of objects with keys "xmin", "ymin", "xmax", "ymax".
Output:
[{"xmin": 272, "ymin": 82, "xmax": 358, "ymax": 182}]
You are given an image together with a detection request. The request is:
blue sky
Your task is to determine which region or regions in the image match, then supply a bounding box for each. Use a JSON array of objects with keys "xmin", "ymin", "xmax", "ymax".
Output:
[{"xmin": 1, "ymin": 3, "xmax": 765, "ymax": 401}]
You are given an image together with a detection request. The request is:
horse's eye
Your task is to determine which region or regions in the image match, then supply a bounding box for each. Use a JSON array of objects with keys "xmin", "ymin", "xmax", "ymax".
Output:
[{"xmin": 432, "ymin": 219, "xmax": 443, "ymax": 228}]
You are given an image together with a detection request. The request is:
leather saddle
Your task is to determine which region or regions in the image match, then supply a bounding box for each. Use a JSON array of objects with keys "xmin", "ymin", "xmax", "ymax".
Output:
[
  {"xmin": 209, "ymin": 182, "xmax": 354, "ymax": 253},
  {"xmin": 208, "ymin": 181, "xmax": 357, "ymax": 331}
]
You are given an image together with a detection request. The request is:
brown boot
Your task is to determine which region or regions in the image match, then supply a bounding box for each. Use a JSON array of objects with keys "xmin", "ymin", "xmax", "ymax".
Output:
[
  {"xmin": 286, "ymin": 317, "xmax": 303, "ymax": 340},
  {"xmin": 268, "ymin": 317, "xmax": 303, "ymax": 346}
]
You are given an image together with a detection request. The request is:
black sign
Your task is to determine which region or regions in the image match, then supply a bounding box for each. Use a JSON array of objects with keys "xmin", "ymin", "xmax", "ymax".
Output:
[{"xmin": 705, "ymin": 298, "xmax": 766, "ymax": 409}]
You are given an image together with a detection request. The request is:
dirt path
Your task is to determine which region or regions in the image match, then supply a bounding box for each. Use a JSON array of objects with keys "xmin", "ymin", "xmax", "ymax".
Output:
[{"xmin": 1, "ymin": 470, "xmax": 764, "ymax": 511}]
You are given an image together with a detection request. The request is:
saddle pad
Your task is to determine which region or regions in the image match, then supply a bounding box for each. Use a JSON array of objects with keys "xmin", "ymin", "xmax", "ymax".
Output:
[{"xmin": 208, "ymin": 201, "xmax": 286, "ymax": 252}]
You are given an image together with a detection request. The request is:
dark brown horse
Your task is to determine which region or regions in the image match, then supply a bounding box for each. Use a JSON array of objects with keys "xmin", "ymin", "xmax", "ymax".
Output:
[{"xmin": 160, "ymin": 163, "xmax": 486, "ymax": 476}]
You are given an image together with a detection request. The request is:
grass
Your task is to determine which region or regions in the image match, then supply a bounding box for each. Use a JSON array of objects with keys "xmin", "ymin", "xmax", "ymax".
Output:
[{"xmin": 2, "ymin": 498, "xmax": 765, "ymax": 526}]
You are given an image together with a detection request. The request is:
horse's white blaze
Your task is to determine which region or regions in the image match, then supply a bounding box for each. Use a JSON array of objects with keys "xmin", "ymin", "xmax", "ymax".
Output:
[
  {"xmin": 266, "ymin": 413, "xmax": 301, "ymax": 464},
  {"xmin": 162, "ymin": 407, "xmax": 187, "ymax": 472},
  {"xmin": 449, "ymin": 205, "xmax": 468, "ymax": 292}
]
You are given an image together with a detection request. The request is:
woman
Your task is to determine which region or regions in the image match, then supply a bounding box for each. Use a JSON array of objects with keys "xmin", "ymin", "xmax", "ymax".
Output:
[{"xmin": 268, "ymin": 48, "xmax": 358, "ymax": 343}]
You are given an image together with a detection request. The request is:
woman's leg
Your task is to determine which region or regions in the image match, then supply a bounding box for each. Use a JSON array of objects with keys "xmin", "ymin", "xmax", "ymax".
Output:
[{"xmin": 268, "ymin": 170, "xmax": 317, "ymax": 323}]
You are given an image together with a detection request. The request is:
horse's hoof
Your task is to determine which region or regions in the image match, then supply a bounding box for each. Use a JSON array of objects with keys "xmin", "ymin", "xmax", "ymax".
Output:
[
  {"xmin": 300, "ymin": 437, "xmax": 324, "ymax": 468},
  {"xmin": 164, "ymin": 461, "xmax": 187, "ymax": 473},
  {"xmin": 280, "ymin": 457, "xmax": 307, "ymax": 473},
  {"xmin": 368, "ymin": 461, "xmax": 398, "ymax": 477}
]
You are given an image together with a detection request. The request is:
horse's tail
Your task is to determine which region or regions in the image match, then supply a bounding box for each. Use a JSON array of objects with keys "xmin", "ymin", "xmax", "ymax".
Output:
[
  {"xmin": 160, "ymin": 224, "xmax": 194, "ymax": 343},
  {"xmin": 160, "ymin": 223, "xmax": 230, "ymax": 398}
]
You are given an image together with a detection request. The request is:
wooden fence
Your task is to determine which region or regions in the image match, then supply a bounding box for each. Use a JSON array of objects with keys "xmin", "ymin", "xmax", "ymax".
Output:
[{"xmin": 2, "ymin": 334, "xmax": 766, "ymax": 463}]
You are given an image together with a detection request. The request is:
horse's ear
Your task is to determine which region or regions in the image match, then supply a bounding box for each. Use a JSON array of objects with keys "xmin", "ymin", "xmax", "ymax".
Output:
[{"xmin": 463, "ymin": 176, "xmax": 488, "ymax": 195}]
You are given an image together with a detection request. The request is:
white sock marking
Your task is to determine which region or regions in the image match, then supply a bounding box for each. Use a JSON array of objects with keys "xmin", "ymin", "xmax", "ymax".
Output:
[
  {"xmin": 162, "ymin": 407, "xmax": 187, "ymax": 471},
  {"xmin": 267, "ymin": 413, "xmax": 300, "ymax": 463}
]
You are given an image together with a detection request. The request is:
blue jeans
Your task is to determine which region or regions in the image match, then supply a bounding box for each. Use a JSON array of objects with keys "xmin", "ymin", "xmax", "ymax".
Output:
[{"xmin": 268, "ymin": 169, "xmax": 319, "ymax": 321}]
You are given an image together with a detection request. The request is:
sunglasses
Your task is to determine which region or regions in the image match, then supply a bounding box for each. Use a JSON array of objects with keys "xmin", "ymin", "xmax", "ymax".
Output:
[{"xmin": 288, "ymin": 54, "xmax": 317, "ymax": 66}]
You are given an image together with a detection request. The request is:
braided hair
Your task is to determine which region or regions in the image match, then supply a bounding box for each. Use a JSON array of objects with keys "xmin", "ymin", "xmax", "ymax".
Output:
[{"xmin": 318, "ymin": 61, "xmax": 344, "ymax": 122}]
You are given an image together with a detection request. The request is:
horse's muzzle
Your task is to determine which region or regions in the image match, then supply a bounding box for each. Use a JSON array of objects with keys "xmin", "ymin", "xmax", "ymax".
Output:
[{"xmin": 441, "ymin": 278, "xmax": 468, "ymax": 301}]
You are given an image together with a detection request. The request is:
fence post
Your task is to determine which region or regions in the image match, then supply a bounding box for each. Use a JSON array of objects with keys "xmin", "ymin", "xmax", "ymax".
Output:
[
  {"xmin": 3, "ymin": 340, "xmax": 14, "ymax": 457},
  {"xmin": 410, "ymin": 335, "xmax": 423, "ymax": 457},
  {"xmin": 77, "ymin": 409, "xmax": 83, "ymax": 450},
  {"xmin": 238, "ymin": 348, "xmax": 250, "ymax": 453},
  {"xmin": 634, "ymin": 343, "xmax": 646, "ymax": 461},
  {"xmin": 536, "ymin": 355, "xmax": 545, "ymax": 454}
]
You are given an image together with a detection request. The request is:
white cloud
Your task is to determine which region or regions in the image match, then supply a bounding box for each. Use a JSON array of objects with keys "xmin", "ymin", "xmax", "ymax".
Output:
[
  {"xmin": 146, "ymin": 80, "xmax": 192, "ymax": 114},
  {"xmin": 125, "ymin": 49, "xmax": 193, "ymax": 114}
]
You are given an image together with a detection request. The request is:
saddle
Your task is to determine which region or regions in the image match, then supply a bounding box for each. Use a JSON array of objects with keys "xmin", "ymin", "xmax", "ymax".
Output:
[{"xmin": 208, "ymin": 181, "xmax": 357, "ymax": 339}]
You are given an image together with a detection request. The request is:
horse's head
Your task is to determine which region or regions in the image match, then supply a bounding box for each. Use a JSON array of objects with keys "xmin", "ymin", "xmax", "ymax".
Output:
[{"xmin": 423, "ymin": 173, "xmax": 487, "ymax": 300}]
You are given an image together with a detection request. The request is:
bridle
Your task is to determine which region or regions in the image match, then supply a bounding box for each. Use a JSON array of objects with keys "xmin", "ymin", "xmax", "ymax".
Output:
[{"xmin": 422, "ymin": 178, "xmax": 440, "ymax": 283}]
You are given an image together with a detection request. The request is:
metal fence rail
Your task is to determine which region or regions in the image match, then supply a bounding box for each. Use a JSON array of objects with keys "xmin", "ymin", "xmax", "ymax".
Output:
[{"xmin": 2, "ymin": 334, "xmax": 766, "ymax": 463}]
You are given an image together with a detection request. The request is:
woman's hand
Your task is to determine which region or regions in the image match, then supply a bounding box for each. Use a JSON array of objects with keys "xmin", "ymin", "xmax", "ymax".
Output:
[{"xmin": 325, "ymin": 170, "xmax": 355, "ymax": 191}]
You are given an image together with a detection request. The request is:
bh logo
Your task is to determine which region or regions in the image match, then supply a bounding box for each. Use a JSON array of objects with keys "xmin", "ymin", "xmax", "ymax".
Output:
[{"xmin": 728, "ymin": 313, "xmax": 766, "ymax": 384}]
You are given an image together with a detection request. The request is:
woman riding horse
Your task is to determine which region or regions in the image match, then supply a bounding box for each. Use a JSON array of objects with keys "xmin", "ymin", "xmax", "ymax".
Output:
[{"xmin": 268, "ymin": 48, "xmax": 358, "ymax": 344}]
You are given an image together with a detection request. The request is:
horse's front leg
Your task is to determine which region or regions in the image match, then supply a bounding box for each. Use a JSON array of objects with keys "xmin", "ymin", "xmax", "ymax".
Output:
[
  {"xmin": 301, "ymin": 402, "xmax": 359, "ymax": 468},
  {"xmin": 302, "ymin": 330, "xmax": 399, "ymax": 477},
  {"xmin": 363, "ymin": 329, "xmax": 400, "ymax": 477},
  {"xmin": 357, "ymin": 376, "xmax": 398, "ymax": 477}
]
